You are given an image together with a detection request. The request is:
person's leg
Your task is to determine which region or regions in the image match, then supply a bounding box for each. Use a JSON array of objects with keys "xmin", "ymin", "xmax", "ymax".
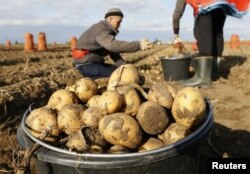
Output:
[
  {"xmin": 194, "ymin": 12, "xmax": 213, "ymax": 56},
  {"xmin": 213, "ymin": 9, "xmax": 226, "ymax": 57},
  {"xmin": 75, "ymin": 63, "xmax": 118, "ymax": 79},
  {"xmin": 212, "ymin": 9, "xmax": 226, "ymax": 79},
  {"xmin": 193, "ymin": 10, "xmax": 225, "ymax": 56},
  {"xmin": 95, "ymin": 63, "xmax": 118, "ymax": 77},
  {"xmin": 179, "ymin": 13, "xmax": 214, "ymax": 87}
]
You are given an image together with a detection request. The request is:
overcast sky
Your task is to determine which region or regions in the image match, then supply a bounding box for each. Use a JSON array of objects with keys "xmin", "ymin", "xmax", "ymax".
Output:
[{"xmin": 0, "ymin": 0, "xmax": 249, "ymax": 43}]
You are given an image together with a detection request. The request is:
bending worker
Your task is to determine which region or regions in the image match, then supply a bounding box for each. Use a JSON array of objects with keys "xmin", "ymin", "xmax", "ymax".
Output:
[
  {"xmin": 172, "ymin": 0, "xmax": 249, "ymax": 87},
  {"xmin": 72, "ymin": 7, "xmax": 152, "ymax": 79}
]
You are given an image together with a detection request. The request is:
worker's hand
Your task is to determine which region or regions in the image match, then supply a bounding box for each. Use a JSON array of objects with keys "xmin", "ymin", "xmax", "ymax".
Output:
[
  {"xmin": 173, "ymin": 35, "xmax": 184, "ymax": 48},
  {"xmin": 140, "ymin": 39, "xmax": 153, "ymax": 50}
]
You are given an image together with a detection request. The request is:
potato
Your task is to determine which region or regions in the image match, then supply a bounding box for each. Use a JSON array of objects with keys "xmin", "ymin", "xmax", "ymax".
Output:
[
  {"xmin": 94, "ymin": 77, "xmax": 109, "ymax": 94},
  {"xmin": 65, "ymin": 76, "xmax": 78, "ymax": 92},
  {"xmin": 66, "ymin": 85, "xmax": 75, "ymax": 93},
  {"xmin": 75, "ymin": 77, "xmax": 98, "ymax": 103},
  {"xmin": 82, "ymin": 126, "xmax": 109, "ymax": 148},
  {"xmin": 164, "ymin": 83, "xmax": 177, "ymax": 98},
  {"xmin": 81, "ymin": 107, "xmax": 104, "ymax": 126},
  {"xmin": 89, "ymin": 145, "xmax": 103, "ymax": 153},
  {"xmin": 57, "ymin": 104, "xmax": 85, "ymax": 135},
  {"xmin": 138, "ymin": 137, "xmax": 165, "ymax": 152},
  {"xmin": 99, "ymin": 113, "xmax": 143, "ymax": 149},
  {"xmin": 25, "ymin": 107, "xmax": 60, "ymax": 142},
  {"xmin": 136, "ymin": 101, "xmax": 169, "ymax": 135},
  {"xmin": 86, "ymin": 95, "xmax": 100, "ymax": 108},
  {"xmin": 171, "ymin": 87, "xmax": 206, "ymax": 128},
  {"xmin": 116, "ymin": 86, "xmax": 141, "ymax": 116},
  {"xmin": 98, "ymin": 91, "xmax": 123, "ymax": 114},
  {"xmin": 47, "ymin": 89, "xmax": 79, "ymax": 111},
  {"xmin": 148, "ymin": 83, "xmax": 176, "ymax": 109},
  {"xmin": 107, "ymin": 64, "xmax": 141, "ymax": 91},
  {"xmin": 107, "ymin": 145, "xmax": 130, "ymax": 154},
  {"xmin": 66, "ymin": 131, "xmax": 88, "ymax": 152},
  {"xmin": 159, "ymin": 122, "xmax": 191, "ymax": 145}
]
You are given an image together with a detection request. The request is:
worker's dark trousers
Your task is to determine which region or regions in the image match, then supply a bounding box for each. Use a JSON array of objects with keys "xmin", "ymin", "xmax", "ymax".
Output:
[
  {"xmin": 75, "ymin": 62, "xmax": 117, "ymax": 80},
  {"xmin": 194, "ymin": 8, "xmax": 226, "ymax": 57}
]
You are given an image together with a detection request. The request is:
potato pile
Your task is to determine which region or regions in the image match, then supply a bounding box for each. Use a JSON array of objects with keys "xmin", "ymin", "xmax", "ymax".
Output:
[{"xmin": 25, "ymin": 64, "xmax": 207, "ymax": 153}]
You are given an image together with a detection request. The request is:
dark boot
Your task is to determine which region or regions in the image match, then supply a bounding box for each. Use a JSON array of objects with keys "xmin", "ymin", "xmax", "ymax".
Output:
[
  {"xmin": 212, "ymin": 56, "xmax": 223, "ymax": 80},
  {"xmin": 212, "ymin": 57, "xmax": 218, "ymax": 80},
  {"xmin": 179, "ymin": 56, "xmax": 213, "ymax": 87}
]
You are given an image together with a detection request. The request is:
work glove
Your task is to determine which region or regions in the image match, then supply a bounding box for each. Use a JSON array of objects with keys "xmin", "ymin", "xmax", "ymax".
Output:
[
  {"xmin": 139, "ymin": 39, "xmax": 152, "ymax": 50},
  {"xmin": 173, "ymin": 35, "xmax": 184, "ymax": 48}
]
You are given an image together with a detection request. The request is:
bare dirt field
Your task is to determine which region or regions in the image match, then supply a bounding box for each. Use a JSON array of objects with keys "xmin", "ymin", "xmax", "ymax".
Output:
[{"xmin": 0, "ymin": 43, "xmax": 250, "ymax": 173}]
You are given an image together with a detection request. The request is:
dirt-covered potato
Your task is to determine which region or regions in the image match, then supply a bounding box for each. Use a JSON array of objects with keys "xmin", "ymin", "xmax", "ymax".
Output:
[
  {"xmin": 47, "ymin": 89, "xmax": 79, "ymax": 111},
  {"xmin": 66, "ymin": 131, "xmax": 88, "ymax": 152},
  {"xmin": 57, "ymin": 104, "xmax": 85, "ymax": 135},
  {"xmin": 136, "ymin": 101, "xmax": 169, "ymax": 135},
  {"xmin": 86, "ymin": 95, "xmax": 100, "ymax": 108},
  {"xmin": 94, "ymin": 77, "xmax": 109, "ymax": 94},
  {"xmin": 107, "ymin": 64, "xmax": 141, "ymax": 91},
  {"xmin": 116, "ymin": 86, "xmax": 141, "ymax": 116},
  {"xmin": 75, "ymin": 77, "xmax": 98, "ymax": 103},
  {"xmin": 171, "ymin": 87, "xmax": 206, "ymax": 128},
  {"xmin": 82, "ymin": 126, "xmax": 109, "ymax": 148},
  {"xmin": 159, "ymin": 122, "xmax": 191, "ymax": 145},
  {"xmin": 25, "ymin": 107, "xmax": 60, "ymax": 142},
  {"xmin": 138, "ymin": 137, "xmax": 165, "ymax": 152},
  {"xmin": 89, "ymin": 145, "xmax": 104, "ymax": 153},
  {"xmin": 164, "ymin": 83, "xmax": 177, "ymax": 98},
  {"xmin": 107, "ymin": 145, "xmax": 130, "ymax": 154},
  {"xmin": 65, "ymin": 77, "xmax": 77, "ymax": 92},
  {"xmin": 65, "ymin": 85, "xmax": 75, "ymax": 93},
  {"xmin": 99, "ymin": 113, "xmax": 143, "ymax": 149},
  {"xmin": 81, "ymin": 107, "xmax": 104, "ymax": 127},
  {"xmin": 98, "ymin": 91, "xmax": 123, "ymax": 114},
  {"xmin": 148, "ymin": 83, "xmax": 176, "ymax": 109}
]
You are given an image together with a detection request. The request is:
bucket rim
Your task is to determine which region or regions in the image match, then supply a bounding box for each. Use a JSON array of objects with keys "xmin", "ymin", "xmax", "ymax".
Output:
[
  {"xmin": 20, "ymin": 99, "xmax": 213, "ymax": 168},
  {"xmin": 160, "ymin": 55, "xmax": 192, "ymax": 60}
]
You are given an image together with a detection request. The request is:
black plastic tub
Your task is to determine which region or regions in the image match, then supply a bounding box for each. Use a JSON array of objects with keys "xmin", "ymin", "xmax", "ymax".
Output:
[
  {"xmin": 17, "ymin": 100, "xmax": 213, "ymax": 174},
  {"xmin": 160, "ymin": 56, "xmax": 191, "ymax": 81}
]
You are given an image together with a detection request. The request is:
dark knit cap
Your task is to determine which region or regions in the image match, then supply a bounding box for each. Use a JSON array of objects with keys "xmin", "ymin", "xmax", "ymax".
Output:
[{"xmin": 105, "ymin": 8, "xmax": 124, "ymax": 18}]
